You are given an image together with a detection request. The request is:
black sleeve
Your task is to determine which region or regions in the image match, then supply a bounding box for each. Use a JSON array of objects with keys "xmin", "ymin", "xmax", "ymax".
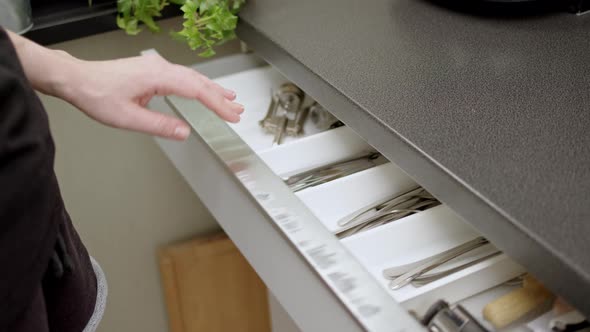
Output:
[{"xmin": 0, "ymin": 28, "xmax": 61, "ymax": 327}]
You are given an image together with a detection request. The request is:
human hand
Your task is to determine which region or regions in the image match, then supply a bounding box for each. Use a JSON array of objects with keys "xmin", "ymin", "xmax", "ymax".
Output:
[
  {"xmin": 6, "ymin": 30, "xmax": 238, "ymax": 140},
  {"xmin": 57, "ymin": 53, "xmax": 243, "ymax": 140}
]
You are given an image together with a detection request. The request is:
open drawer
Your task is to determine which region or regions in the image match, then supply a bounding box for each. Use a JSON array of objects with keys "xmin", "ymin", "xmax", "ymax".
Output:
[{"xmin": 148, "ymin": 53, "xmax": 588, "ymax": 332}]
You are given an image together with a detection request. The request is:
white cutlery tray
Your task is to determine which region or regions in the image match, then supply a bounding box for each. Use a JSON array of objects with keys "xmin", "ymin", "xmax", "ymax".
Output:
[
  {"xmin": 215, "ymin": 65, "xmax": 527, "ymax": 315},
  {"xmin": 156, "ymin": 56, "xmax": 575, "ymax": 331}
]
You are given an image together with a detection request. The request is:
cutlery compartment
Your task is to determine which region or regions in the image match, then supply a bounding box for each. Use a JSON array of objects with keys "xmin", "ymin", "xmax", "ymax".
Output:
[
  {"xmin": 421, "ymin": 277, "xmax": 587, "ymax": 332},
  {"xmin": 214, "ymin": 65, "xmax": 382, "ymax": 184},
  {"xmin": 216, "ymin": 66, "xmax": 338, "ymax": 153},
  {"xmin": 340, "ymin": 205, "xmax": 525, "ymax": 312},
  {"xmin": 295, "ymin": 162, "xmax": 417, "ymax": 233},
  {"xmin": 258, "ymin": 126, "xmax": 377, "ymax": 179},
  {"xmin": 458, "ymin": 283, "xmax": 523, "ymax": 331}
]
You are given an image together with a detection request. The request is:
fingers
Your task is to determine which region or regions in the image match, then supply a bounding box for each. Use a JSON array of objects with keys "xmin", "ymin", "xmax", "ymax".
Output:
[
  {"xmin": 177, "ymin": 67, "xmax": 244, "ymax": 122},
  {"xmin": 146, "ymin": 56, "xmax": 243, "ymax": 122},
  {"xmin": 223, "ymin": 88, "xmax": 236, "ymax": 101},
  {"xmin": 118, "ymin": 103, "xmax": 191, "ymax": 141},
  {"xmin": 198, "ymin": 94, "xmax": 243, "ymax": 123}
]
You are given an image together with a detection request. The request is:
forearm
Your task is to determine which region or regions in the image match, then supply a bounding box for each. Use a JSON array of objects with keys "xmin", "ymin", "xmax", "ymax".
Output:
[{"xmin": 6, "ymin": 30, "xmax": 78, "ymax": 100}]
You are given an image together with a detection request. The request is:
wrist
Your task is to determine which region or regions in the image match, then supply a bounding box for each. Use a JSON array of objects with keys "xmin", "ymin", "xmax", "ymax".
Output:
[
  {"xmin": 37, "ymin": 49, "xmax": 84, "ymax": 101},
  {"xmin": 6, "ymin": 30, "xmax": 83, "ymax": 100}
]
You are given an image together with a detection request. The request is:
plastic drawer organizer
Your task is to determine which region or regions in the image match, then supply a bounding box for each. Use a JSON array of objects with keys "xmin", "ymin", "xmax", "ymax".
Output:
[{"xmin": 148, "ymin": 53, "xmax": 587, "ymax": 332}]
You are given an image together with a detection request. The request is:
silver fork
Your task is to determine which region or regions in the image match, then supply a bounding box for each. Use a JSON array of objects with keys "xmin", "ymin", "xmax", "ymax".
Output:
[
  {"xmin": 406, "ymin": 251, "xmax": 501, "ymax": 287},
  {"xmin": 385, "ymin": 237, "xmax": 489, "ymax": 290},
  {"xmin": 284, "ymin": 152, "xmax": 383, "ymax": 192},
  {"xmin": 335, "ymin": 187, "xmax": 439, "ymax": 237}
]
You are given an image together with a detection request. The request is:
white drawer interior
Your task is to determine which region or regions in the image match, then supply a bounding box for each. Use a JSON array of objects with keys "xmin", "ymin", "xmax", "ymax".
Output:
[
  {"xmin": 259, "ymin": 126, "xmax": 376, "ymax": 178},
  {"xmin": 166, "ymin": 61, "xmax": 586, "ymax": 332},
  {"xmin": 217, "ymin": 67, "xmax": 324, "ymax": 152},
  {"xmin": 341, "ymin": 206, "xmax": 525, "ymax": 307},
  {"xmin": 296, "ymin": 163, "xmax": 417, "ymax": 233}
]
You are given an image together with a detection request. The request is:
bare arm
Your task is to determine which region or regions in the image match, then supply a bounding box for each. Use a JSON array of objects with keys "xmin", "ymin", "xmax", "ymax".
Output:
[{"xmin": 6, "ymin": 30, "xmax": 243, "ymax": 140}]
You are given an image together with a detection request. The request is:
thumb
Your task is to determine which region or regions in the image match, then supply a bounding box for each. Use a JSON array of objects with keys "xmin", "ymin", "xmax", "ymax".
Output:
[{"xmin": 118, "ymin": 104, "xmax": 191, "ymax": 141}]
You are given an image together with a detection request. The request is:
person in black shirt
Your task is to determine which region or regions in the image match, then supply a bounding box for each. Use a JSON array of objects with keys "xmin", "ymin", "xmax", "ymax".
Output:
[{"xmin": 0, "ymin": 28, "xmax": 244, "ymax": 331}]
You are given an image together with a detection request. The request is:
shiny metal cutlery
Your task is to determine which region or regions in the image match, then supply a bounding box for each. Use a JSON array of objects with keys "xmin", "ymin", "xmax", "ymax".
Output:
[
  {"xmin": 284, "ymin": 152, "xmax": 383, "ymax": 192},
  {"xmin": 335, "ymin": 187, "xmax": 439, "ymax": 238},
  {"xmin": 260, "ymin": 83, "xmax": 306, "ymax": 146},
  {"xmin": 407, "ymin": 251, "xmax": 501, "ymax": 287},
  {"xmin": 386, "ymin": 237, "xmax": 489, "ymax": 290}
]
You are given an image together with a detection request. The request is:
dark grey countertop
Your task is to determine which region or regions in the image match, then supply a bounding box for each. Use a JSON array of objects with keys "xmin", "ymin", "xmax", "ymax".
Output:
[{"xmin": 236, "ymin": 0, "xmax": 590, "ymax": 315}]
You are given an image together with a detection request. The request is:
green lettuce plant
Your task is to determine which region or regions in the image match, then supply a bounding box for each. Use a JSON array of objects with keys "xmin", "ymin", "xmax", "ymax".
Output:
[{"xmin": 116, "ymin": 0, "xmax": 245, "ymax": 57}]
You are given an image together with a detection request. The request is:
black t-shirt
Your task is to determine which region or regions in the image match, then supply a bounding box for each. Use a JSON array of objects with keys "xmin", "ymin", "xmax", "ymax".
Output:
[{"xmin": 0, "ymin": 29, "xmax": 96, "ymax": 331}]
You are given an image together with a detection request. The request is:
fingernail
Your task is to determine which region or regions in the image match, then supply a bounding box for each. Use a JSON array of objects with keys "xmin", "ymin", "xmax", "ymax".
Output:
[
  {"xmin": 234, "ymin": 103, "xmax": 245, "ymax": 114},
  {"xmin": 230, "ymin": 115, "xmax": 241, "ymax": 123},
  {"xmin": 174, "ymin": 126, "xmax": 190, "ymax": 140},
  {"xmin": 224, "ymin": 89, "xmax": 236, "ymax": 100}
]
